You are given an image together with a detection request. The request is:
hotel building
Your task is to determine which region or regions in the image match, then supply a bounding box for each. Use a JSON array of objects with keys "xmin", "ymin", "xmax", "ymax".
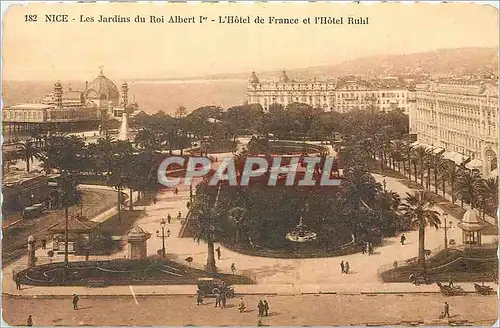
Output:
[{"xmin": 414, "ymin": 79, "xmax": 498, "ymax": 177}]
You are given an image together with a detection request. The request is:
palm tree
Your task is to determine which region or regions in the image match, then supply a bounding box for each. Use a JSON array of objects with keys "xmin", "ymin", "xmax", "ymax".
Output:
[
  {"xmin": 17, "ymin": 140, "xmax": 42, "ymax": 172},
  {"xmin": 400, "ymin": 190, "xmax": 441, "ymax": 267},
  {"xmin": 228, "ymin": 207, "xmax": 246, "ymax": 242},
  {"xmin": 480, "ymin": 177, "xmax": 498, "ymax": 222},
  {"xmin": 431, "ymin": 154, "xmax": 446, "ymax": 195},
  {"xmin": 456, "ymin": 169, "xmax": 483, "ymax": 209},
  {"xmin": 440, "ymin": 160, "xmax": 459, "ymax": 203},
  {"xmin": 412, "ymin": 146, "xmax": 428, "ymax": 187}
]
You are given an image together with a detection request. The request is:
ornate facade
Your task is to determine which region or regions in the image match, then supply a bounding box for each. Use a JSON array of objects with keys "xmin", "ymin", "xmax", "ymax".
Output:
[
  {"xmin": 2, "ymin": 70, "xmax": 132, "ymax": 133},
  {"xmin": 247, "ymin": 72, "xmax": 414, "ymax": 128},
  {"xmin": 415, "ymin": 80, "xmax": 498, "ymax": 177}
]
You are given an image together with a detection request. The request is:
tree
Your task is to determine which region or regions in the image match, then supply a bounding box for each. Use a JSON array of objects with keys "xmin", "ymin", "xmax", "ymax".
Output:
[
  {"xmin": 175, "ymin": 106, "xmax": 188, "ymax": 118},
  {"xmin": 412, "ymin": 146, "xmax": 430, "ymax": 188},
  {"xmin": 17, "ymin": 140, "xmax": 42, "ymax": 172},
  {"xmin": 228, "ymin": 207, "xmax": 247, "ymax": 242},
  {"xmin": 440, "ymin": 160, "xmax": 459, "ymax": 204},
  {"xmin": 400, "ymin": 190, "xmax": 440, "ymax": 268},
  {"xmin": 456, "ymin": 169, "xmax": 483, "ymax": 209},
  {"xmin": 431, "ymin": 153, "xmax": 446, "ymax": 194},
  {"xmin": 480, "ymin": 177, "xmax": 498, "ymax": 222}
]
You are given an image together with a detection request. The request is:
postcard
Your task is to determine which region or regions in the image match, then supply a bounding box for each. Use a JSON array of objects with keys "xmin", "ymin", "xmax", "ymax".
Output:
[{"xmin": 1, "ymin": 2, "xmax": 498, "ymax": 327}]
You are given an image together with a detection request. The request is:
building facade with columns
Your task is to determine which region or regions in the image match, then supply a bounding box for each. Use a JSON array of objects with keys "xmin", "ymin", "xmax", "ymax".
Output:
[
  {"xmin": 415, "ymin": 79, "xmax": 498, "ymax": 177},
  {"xmin": 2, "ymin": 70, "xmax": 132, "ymax": 133},
  {"xmin": 247, "ymin": 71, "xmax": 415, "ymax": 129}
]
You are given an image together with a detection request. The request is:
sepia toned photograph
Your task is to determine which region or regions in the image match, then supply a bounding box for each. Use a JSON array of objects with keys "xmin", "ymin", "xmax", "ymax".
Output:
[{"xmin": 1, "ymin": 2, "xmax": 499, "ymax": 326}]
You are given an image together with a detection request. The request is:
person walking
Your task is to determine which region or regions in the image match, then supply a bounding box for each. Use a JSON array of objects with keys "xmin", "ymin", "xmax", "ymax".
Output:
[
  {"xmin": 443, "ymin": 302, "xmax": 450, "ymax": 318},
  {"xmin": 178, "ymin": 211, "xmax": 182, "ymax": 220},
  {"xmin": 448, "ymin": 274, "xmax": 455, "ymax": 288},
  {"xmin": 238, "ymin": 298, "xmax": 246, "ymax": 313},
  {"xmin": 345, "ymin": 261, "xmax": 350, "ymax": 274},
  {"xmin": 400, "ymin": 234, "xmax": 406, "ymax": 245},
  {"xmin": 15, "ymin": 274, "xmax": 22, "ymax": 290},
  {"xmin": 27, "ymin": 315, "xmax": 33, "ymax": 327},
  {"xmin": 257, "ymin": 300, "xmax": 265, "ymax": 317},
  {"xmin": 340, "ymin": 261, "xmax": 345, "ymax": 274},
  {"xmin": 221, "ymin": 292, "xmax": 227, "ymax": 308},
  {"xmin": 263, "ymin": 300, "xmax": 269, "ymax": 316},
  {"xmin": 216, "ymin": 247, "xmax": 221, "ymax": 260},
  {"xmin": 167, "ymin": 214, "xmax": 171, "ymax": 224},
  {"xmin": 215, "ymin": 292, "xmax": 221, "ymax": 308},
  {"xmin": 41, "ymin": 238, "xmax": 47, "ymax": 249},
  {"xmin": 196, "ymin": 290, "xmax": 203, "ymax": 305},
  {"xmin": 231, "ymin": 263, "xmax": 236, "ymax": 275},
  {"xmin": 361, "ymin": 242, "xmax": 366, "ymax": 254},
  {"xmin": 368, "ymin": 243, "xmax": 374, "ymax": 255},
  {"xmin": 72, "ymin": 294, "xmax": 79, "ymax": 310}
]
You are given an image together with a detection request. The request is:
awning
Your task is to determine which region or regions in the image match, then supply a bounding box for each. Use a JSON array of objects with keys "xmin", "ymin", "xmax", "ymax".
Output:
[
  {"xmin": 442, "ymin": 151, "xmax": 470, "ymax": 165},
  {"xmin": 411, "ymin": 141, "xmax": 421, "ymax": 148},
  {"xmin": 432, "ymin": 147, "xmax": 445, "ymax": 155},
  {"xmin": 489, "ymin": 169, "xmax": 498, "ymax": 178},
  {"xmin": 465, "ymin": 159, "xmax": 482, "ymax": 170}
]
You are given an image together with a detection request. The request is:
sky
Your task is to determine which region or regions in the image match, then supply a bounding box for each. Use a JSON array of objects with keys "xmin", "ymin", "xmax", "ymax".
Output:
[{"xmin": 2, "ymin": 2, "xmax": 499, "ymax": 81}]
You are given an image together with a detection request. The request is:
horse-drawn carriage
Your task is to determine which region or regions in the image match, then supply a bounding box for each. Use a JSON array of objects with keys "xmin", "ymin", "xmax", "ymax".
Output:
[
  {"xmin": 436, "ymin": 281, "xmax": 466, "ymax": 296},
  {"xmin": 409, "ymin": 272, "xmax": 433, "ymax": 286},
  {"xmin": 474, "ymin": 283, "xmax": 494, "ymax": 295}
]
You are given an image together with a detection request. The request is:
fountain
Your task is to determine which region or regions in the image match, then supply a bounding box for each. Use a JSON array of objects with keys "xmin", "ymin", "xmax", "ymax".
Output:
[
  {"xmin": 286, "ymin": 216, "xmax": 318, "ymax": 243},
  {"xmin": 118, "ymin": 112, "xmax": 129, "ymax": 141}
]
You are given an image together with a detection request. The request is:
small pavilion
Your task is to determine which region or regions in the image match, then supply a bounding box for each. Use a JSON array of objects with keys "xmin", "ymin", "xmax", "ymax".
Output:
[
  {"xmin": 457, "ymin": 208, "xmax": 484, "ymax": 246},
  {"xmin": 127, "ymin": 226, "xmax": 151, "ymax": 259}
]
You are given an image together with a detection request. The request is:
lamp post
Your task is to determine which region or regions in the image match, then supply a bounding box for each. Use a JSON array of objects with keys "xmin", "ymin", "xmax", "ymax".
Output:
[
  {"xmin": 160, "ymin": 218, "xmax": 166, "ymax": 258},
  {"xmin": 441, "ymin": 212, "xmax": 453, "ymax": 249}
]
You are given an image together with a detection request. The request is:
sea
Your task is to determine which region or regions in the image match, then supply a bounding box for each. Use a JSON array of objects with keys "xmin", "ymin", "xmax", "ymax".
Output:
[{"xmin": 2, "ymin": 79, "xmax": 249, "ymax": 115}]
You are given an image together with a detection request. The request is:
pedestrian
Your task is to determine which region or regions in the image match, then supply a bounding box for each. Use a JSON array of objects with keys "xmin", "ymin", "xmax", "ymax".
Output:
[
  {"xmin": 15, "ymin": 274, "xmax": 21, "ymax": 290},
  {"xmin": 221, "ymin": 292, "xmax": 227, "ymax": 308},
  {"xmin": 197, "ymin": 236, "xmax": 200, "ymax": 245},
  {"xmin": 215, "ymin": 292, "xmax": 221, "ymax": 308},
  {"xmin": 153, "ymin": 197, "xmax": 157, "ymax": 205},
  {"xmin": 231, "ymin": 263, "xmax": 236, "ymax": 275},
  {"xmin": 448, "ymin": 274, "xmax": 454, "ymax": 288},
  {"xmin": 361, "ymin": 242, "xmax": 366, "ymax": 254},
  {"xmin": 400, "ymin": 234, "xmax": 406, "ymax": 245},
  {"xmin": 257, "ymin": 300, "xmax": 265, "ymax": 317},
  {"xmin": 27, "ymin": 315, "xmax": 33, "ymax": 327},
  {"xmin": 393, "ymin": 260, "xmax": 398, "ymax": 269},
  {"xmin": 196, "ymin": 290, "xmax": 203, "ymax": 305},
  {"xmin": 340, "ymin": 261, "xmax": 345, "ymax": 274},
  {"xmin": 72, "ymin": 293, "xmax": 79, "ymax": 310},
  {"xmin": 366, "ymin": 242, "xmax": 370, "ymax": 255},
  {"xmin": 369, "ymin": 243, "xmax": 374, "ymax": 255},
  {"xmin": 216, "ymin": 247, "xmax": 221, "ymax": 260},
  {"xmin": 41, "ymin": 238, "xmax": 47, "ymax": 249},
  {"xmin": 178, "ymin": 211, "xmax": 182, "ymax": 220},
  {"xmin": 238, "ymin": 298, "xmax": 246, "ymax": 313},
  {"xmin": 443, "ymin": 302, "xmax": 450, "ymax": 318},
  {"xmin": 174, "ymin": 187, "xmax": 179, "ymax": 195},
  {"xmin": 167, "ymin": 214, "xmax": 171, "ymax": 224},
  {"xmin": 345, "ymin": 261, "xmax": 350, "ymax": 274},
  {"xmin": 263, "ymin": 300, "xmax": 269, "ymax": 316},
  {"xmin": 193, "ymin": 234, "xmax": 197, "ymax": 242}
]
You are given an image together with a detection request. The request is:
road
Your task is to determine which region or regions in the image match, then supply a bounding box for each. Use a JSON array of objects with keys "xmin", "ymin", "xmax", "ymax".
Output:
[
  {"xmin": 2, "ymin": 188, "xmax": 117, "ymax": 266},
  {"xmin": 2, "ymin": 294, "xmax": 497, "ymax": 326}
]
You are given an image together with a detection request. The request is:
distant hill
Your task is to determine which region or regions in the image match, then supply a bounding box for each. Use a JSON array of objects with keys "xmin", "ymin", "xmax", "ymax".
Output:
[{"xmin": 200, "ymin": 47, "xmax": 498, "ymax": 81}]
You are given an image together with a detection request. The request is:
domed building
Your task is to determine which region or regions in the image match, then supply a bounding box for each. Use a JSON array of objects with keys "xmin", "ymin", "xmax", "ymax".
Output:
[{"xmin": 84, "ymin": 69, "xmax": 120, "ymax": 108}]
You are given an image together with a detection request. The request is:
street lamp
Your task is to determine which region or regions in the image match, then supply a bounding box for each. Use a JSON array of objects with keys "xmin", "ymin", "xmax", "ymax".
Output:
[
  {"xmin": 160, "ymin": 218, "xmax": 166, "ymax": 258},
  {"xmin": 441, "ymin": 212, "xmax": 453, "ymax": 249}
]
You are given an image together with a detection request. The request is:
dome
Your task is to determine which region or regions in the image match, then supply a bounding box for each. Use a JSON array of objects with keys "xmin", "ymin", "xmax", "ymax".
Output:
[
  {"xmin": 249, "ymin": 71, "xmax": 259, "ymax": 84},
  {"xmin": 462, "ymin": 208, "xmax": 480, "ymax": 224},
  {"xmin": 279, "ymin": 70, "xmax": 290, "ymax": 83},
  {"xmin": 85, "ymin": 70, "xmax": 120, "ymax": 101},
  {"xmin": 458, "ymin": 208, "xmax": 483, "ymax": 231},
  {"xmin": 127, "ymin": 225, "xmax": 151, "ymax": 241}
]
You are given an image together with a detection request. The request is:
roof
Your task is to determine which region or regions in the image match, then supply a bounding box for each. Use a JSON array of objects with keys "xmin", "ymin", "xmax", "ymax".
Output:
[
  {"xmin": 442, "ymin": 151, "xmax": 469, "ymax": 165},
  {"xmin": 465, "ymin": 159, "xmax": 482, "ymax": 170},
  {"xmin": 457, "ymin": 208, "xmax": 483, "ymax": 231},
  {"xmin": 50, "ymin": 218, "xmax": 99, "ymax": 233},
  {"xmin": 7, "ymin": 103, "xmax": 53, "ymax": 110},
  {"xmin": 84, "ymin": 70, "xmax": 120, "ymax": 100}
]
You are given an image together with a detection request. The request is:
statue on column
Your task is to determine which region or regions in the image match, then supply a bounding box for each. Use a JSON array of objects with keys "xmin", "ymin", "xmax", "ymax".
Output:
[{"xmin": 27, "ymin": 235, "xmax": 36, "ymax": 267}]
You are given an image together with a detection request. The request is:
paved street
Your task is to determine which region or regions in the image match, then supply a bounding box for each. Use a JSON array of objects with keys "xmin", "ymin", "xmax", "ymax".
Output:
[{"xmin": 2, "ymin": 294, "xmax": 497, "ymax": 326}]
